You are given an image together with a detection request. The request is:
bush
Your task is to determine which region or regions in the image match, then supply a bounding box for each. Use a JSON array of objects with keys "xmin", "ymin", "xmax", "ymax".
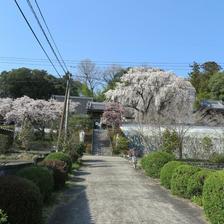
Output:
[
  {"xmin": 17, "ymin": 166, "xmax": 54, "ymax": 201},
  {"xmin": 0, "ymin": 210, "xmax": 8, "ymax": 224},
  {"xmin": 41, "ymin": 160, "xmax": 68, "ymax": 190},
  {"xmin": 141, "ymin": 151, "xmax": 175, "ymax": 178},
  {"xmin": 187, "ymin": 169, "xmax": 213, "ymax": 199},
  {"xmin": 75, "ymin": 143, "xmax": 86, "ymax": 157},
  {"xmin": 68, "ymin": 143, "xmax": 86, "ymax": 162},
  {"xmin": 161, "ymin": 129, "xmax": 180, "ymax": 153},
  {"xmin": 0, "ymin": 175, "xmax": 42, "ymax": 224},
  {"xmin": 114, "ymin": 136, "xmax": 129, "ymax": 155},
  {"xmin": 203, "ymin": 171, "xmax": 224, "ymax": 224},
  {"xmin": 160, "ymin": 161, "xmax": 184, "ymax": 189},
  {"xmin": 209, "ymin": 153, "xmax": 224, "ymax": 164},
  {"xmin": 45, "ymin": 152, "xmax": 72, "ymax": 173},
  {"xmin": 171, "ymin": 165, "xmax": 201, "ymax": 198}
]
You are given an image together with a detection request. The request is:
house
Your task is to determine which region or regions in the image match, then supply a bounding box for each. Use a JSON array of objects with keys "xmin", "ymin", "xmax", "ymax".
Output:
[
  {"xmin": 86, "ymin": 102, "xmax": 106, "ymax": 125},
  {"xmin": 195, "ymin": 100, "xmax": 224, "ymax": 125}
]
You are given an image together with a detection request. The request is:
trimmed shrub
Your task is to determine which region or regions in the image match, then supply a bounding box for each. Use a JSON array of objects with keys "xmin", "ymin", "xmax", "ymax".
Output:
[
  {"xmin": 141, "ymin": 151, "xmax": 175, "ymax": 178},
  {"xmin": 187, "ymin": 169, "xmax": 213, "ymax": 199},
  {"xmin": 17, "ymin": 166, "xmax": 54, "ymax": 201},
  {"xmin": 171, "ymin": 165, "xmax": 201, "ymax": 198},
  {"xmin": 0, "ymin": 175, "xmax": 42, "ymax": 224},
  {"xmin": 160, "ymin": 161, "xmax": 184, "ymax": 189},
  {"xmin": 203, "ymin": 171, "xmax": 224, "ymax": 224},
  {"xmin": 41, "ymin": 160, "xmax": 68, "ymax": 190},
  {"xmin": 45, "ymin": 152, "xmax": 72, "ymax": 173}
]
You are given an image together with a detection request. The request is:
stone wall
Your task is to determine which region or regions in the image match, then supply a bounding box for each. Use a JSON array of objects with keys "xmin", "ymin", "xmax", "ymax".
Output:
[{"xmin": 0, "ymin": 161, "xmax": 34, "ymax": 176}]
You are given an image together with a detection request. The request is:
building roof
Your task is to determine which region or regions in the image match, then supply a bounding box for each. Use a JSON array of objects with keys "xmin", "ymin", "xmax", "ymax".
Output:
[
  {"xmin": 87, "ymin": 102, "xmax": 106, "ymax": 112},
  {"xmin": 201, "ymin": 100, "xmax": 224, "ymax": 110},
  {"xmin": 52, "ymin": 95, "xmax": 93, "ymax": 114}
]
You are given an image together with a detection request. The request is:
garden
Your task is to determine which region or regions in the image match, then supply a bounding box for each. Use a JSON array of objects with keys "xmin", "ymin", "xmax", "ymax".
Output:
[{"xmin": 0, "ymin": 96, "xmax": 92, "ymax": 224}]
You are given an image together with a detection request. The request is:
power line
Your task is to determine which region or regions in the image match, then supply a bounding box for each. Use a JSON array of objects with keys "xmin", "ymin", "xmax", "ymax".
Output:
[
  {"xmin": 26, "ymin": 0, "xmax": 67, "ymax": 74},
  {"xmin": 13, "ymin": 0, "xmax": 62, "ymax": 78},
  {"xmin": 1, "ymin": 56, "xmax": 222, "ymax": 65},
  {"xmin": 0, "ymin": 57, "xmax": 194, "ymax": 68},
  {"xmin": 0, "ymin": 61, "xmax": 192, "ymax": 70},
  {"xmin": 1, "ymin": 56, "xmax": 224, "ymax": 69},
  {"xmin": 34, "ymin": 0, "xmax": 69, "ymax": 72}
]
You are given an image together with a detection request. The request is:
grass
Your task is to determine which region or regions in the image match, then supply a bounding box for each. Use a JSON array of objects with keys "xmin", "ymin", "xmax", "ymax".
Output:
[{"xmin": 191, "ymin": 195, "xmax": 203, "ymax": 207}]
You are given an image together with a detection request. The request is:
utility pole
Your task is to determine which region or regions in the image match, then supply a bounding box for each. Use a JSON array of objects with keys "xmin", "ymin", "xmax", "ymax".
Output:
[
  {"xmin": 56, "ymin": 73, "xmax": 71, "ymax": 151},
  {"xmin": 64, "ymin": 73, "xmax": 71, "ymax": 142}
]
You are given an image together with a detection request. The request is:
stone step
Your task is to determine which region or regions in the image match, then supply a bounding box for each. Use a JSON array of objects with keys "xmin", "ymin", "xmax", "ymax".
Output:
[{"xmin": 92, "ymin": 129, "xmax": 112, "ymax": 156}]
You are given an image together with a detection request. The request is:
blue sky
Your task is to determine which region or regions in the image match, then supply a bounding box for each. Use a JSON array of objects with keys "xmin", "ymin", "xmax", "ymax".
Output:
[{"xmin": 0, "ymin": 0, "xmax": 224, "ymax": 77}]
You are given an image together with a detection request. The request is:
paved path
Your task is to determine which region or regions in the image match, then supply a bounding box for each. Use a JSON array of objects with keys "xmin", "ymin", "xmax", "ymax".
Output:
[{"xmin": 48, "ymin": 156, "xmax": 207, "ymax": 224}]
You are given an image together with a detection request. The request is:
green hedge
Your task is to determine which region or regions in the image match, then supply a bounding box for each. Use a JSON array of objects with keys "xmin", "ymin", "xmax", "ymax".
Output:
[
  {"xmin": 160, "ymin": 161, "xmax": 184, "ymax": 189},
  {"xmin": 141, "ymin": 151, "xmax": 175, "ymax": 178},
  {"xmin": 17, "ymin": 166, "xmax": 54, "ymax": 201},
  {"xmin": 45, "ymin": 152, "xmax": 72, "ymax": 173},
  {"xmin": 187, "ymin": 169, "xmax": 213, "ymax": 199},
  {"xmin": 41, "ymin": 160, "xmax": 68, "ymax": 190},
  {"xmin": 171, "ymin": 165, "xmax": 201, "ymax": 198},
  {"xmin": 0, "ymin": 176, "xmax": 42, "ymax": 224},
  {"xmin": 203, "ymin": 171, "xmax": 224, "ymax": 224}
]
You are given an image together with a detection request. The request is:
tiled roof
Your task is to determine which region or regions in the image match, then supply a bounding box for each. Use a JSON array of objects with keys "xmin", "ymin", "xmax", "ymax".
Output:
[
  {"xmin": 52, "ymin": 95, "xmax": 93, "ymax": 114},
  {"xmin": 87, "ymin": 102, "xmax": 106, "ymax": 112},
  {"xmin": 201, "ymin": 100, "xmax": 224, "ymax": 110}
]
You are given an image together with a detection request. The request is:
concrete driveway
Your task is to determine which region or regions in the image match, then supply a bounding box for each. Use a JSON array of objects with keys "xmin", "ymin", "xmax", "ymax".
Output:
[{"xmin": 48, "ymin": 156, "xmax": 207, "ymax": 224}]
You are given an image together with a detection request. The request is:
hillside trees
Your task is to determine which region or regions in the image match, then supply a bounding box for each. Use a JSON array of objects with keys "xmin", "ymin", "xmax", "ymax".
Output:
[
  {"xmin": 0, "ymin": 68, "xmax": 81, "ymax": 99},
  {"xmin": 208, "ymin": 72, "xmax": 224, "ymax": 101},
  {"xmin": 189, "ymin": 61, "xmax": 223, "ymax": 107}
]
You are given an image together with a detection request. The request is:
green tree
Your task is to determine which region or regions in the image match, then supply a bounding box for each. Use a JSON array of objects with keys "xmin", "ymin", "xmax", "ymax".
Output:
[
  {"xmin": 199, "ymin": 61, "xmax": 222, "ymax": 94},
  {"xmin": 189, "ymin": 62, "xmax": 201, "ymax": 93},
  {"xmin": 208, "ymin": 72, "xmax": 224, "ymax": 100},
  {"xmin": 81, "ymin": 83, "xmax": 93, "ymax": 97},
  {"xmin": 53, "ymin": 76, "xmax": 81, "ymax": 96},
  {"xmin": 0, "ymin": 68, "xmax": 82, "ymax": 99},
  {"xmin": 189, "ymin": 61, "xmax": 222, "ymax": 109},
  {"xmin": 201, "ymin": 61, "xmax": 222, "ymax": 75},
  {"xmin": 0, "ymin": 68, "xmax": 56, "ymax": 99}
]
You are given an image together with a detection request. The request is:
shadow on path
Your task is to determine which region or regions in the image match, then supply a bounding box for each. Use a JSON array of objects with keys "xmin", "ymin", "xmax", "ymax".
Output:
[{"xmin": 48, "ymin": 169, "xmax": 94, "ymax": 224}]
